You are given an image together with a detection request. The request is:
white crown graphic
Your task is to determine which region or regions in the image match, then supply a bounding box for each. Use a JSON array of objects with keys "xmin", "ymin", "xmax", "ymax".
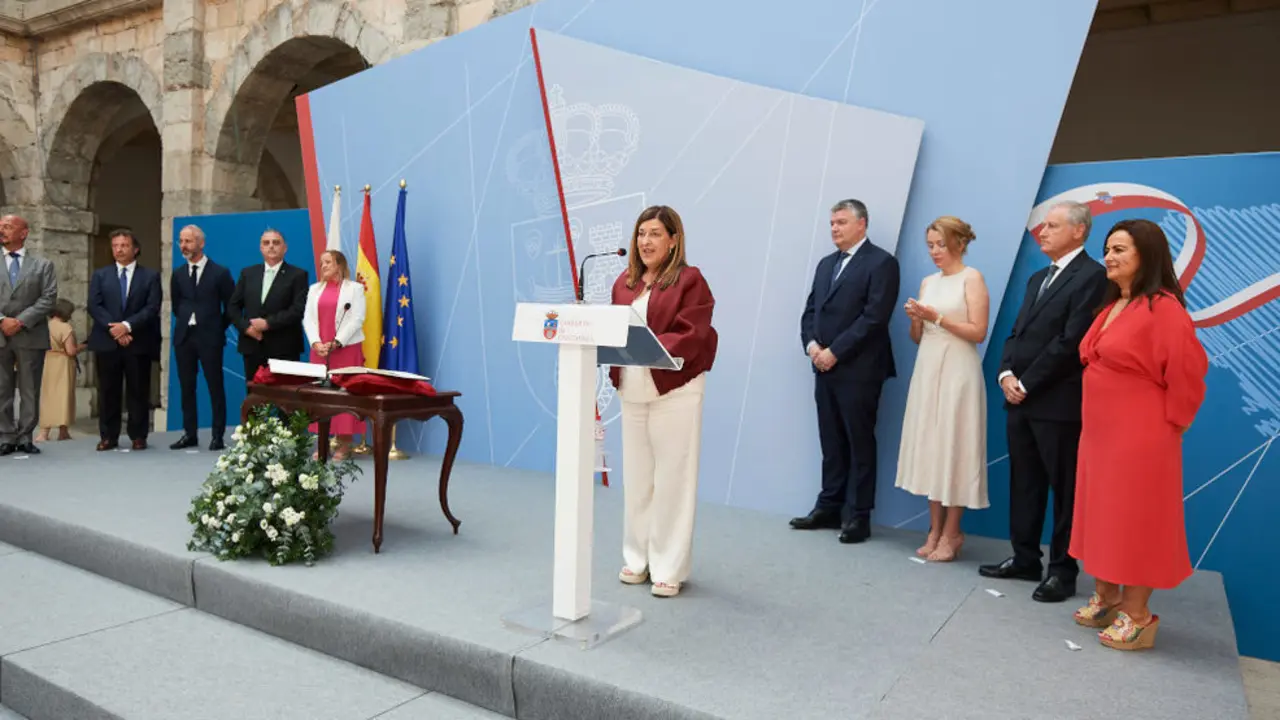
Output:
[{"xmin": 548, "ymin": 84, "xmax": 640, "ymax": 207}]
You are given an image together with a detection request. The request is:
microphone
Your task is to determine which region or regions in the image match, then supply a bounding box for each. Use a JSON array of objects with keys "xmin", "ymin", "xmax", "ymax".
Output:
[
  {"xmin": 576, "ymin": 248, "xmax": 627, "ymax": 303},
  {"xmin": 319, "ymin": 301, "xmax": 352, "ymax": 389}
]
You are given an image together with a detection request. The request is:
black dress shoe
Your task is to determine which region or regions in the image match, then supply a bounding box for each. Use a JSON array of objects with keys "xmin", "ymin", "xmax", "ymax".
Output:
[
  {"xmin": 1032, "ymin": 576, "xmax": 1076, "ymax": 603},
  {"xmin": 838, "ymin": 517, "xmax": 871, "ymax": 544},
  {"xmin": 170, "ymin": 435, "xmax": 199, "ymax": 450},
  {"xmin": 209, "ymin": 438, "xmax": 225, "ymax": 452},
  {"xmin": 0, "ymin": 443, "xmax": 15, "ymax": 456},
  {"xmin": 15, "ymin": 442, "xmax": 39, "ymax": 455},
  {"xmin": 790, "ymin": 509, "xmax": 842, "ymax": 530},
  {"xmin": 978, "ymin": 557, "xmax": 1042, "ymax": 581}
]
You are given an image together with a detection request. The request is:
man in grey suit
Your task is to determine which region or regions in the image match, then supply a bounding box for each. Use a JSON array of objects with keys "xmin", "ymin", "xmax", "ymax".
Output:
[{"xmin": 0, "ymin": 214, "xmax": 59, "ymax": 456}]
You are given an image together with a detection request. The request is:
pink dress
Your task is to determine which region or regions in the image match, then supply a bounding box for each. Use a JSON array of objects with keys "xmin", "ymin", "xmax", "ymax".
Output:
[{"xmin": 308, "ymin": 281, "xmax": 365, "ymax": 435}]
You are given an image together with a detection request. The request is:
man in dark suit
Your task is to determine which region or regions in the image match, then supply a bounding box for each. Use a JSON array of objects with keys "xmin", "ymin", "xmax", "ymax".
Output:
[
  {"xmin": 979, "ymin": 201, "xmax": 1107, "ymax": 603},
  {"xmin": 0, "ymin": 214, "xmax": 58, "ymax": 456},
  {"xmin": 792, "ymin": 199, "xmax": 901, "ymax": 544},
  {"xmin": 170, "ymin": 224, "xmax": 235, "ymax": 452},
  {"xmin": 227, "ymin": 229, "xmax": 308, "ymax": 381},
  {"xmin": 87, "ymin": 228, "xmax": 163, "ymax": 451}
]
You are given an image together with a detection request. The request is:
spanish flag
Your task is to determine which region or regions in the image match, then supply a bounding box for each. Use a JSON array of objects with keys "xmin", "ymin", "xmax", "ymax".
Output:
[{"xmin": 355, "ymin": 189, "xmax": 383, "ymax": 368}]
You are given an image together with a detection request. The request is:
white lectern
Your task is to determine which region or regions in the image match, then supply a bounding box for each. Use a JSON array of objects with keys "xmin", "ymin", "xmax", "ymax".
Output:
[{"xmin": 503, "ymin": 301, "xmax": 682, "ymax": 649}]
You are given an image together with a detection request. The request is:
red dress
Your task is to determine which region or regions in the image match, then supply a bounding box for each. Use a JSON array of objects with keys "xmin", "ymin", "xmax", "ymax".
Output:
[
  {"xmin": 1070, "ymin": 292, "xmax": 1208, "ymax": 589},
  {"xmin": 308, "ymin": 281, "xmax": 365, "ymax": 435}
]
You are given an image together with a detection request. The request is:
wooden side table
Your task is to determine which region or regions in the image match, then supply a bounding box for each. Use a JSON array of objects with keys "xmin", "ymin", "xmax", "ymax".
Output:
[{"xmin": 241, "ymin": 384, "xmax": 464, "ymax": 552}]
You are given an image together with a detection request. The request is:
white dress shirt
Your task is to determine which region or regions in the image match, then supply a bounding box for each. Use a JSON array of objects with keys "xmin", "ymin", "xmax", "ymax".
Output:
[
  {"xmin": 116, "ymin": 261, "xmax": 138, "ymax": 331},
  {"xmin": 186, "ymin": 255, "xmax": 209, "ymax": 325}
]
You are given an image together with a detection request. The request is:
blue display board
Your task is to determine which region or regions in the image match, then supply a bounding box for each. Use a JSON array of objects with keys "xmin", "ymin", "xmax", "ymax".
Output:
[
  {"xmin": 959, "ymin": 152, "xmax": 1279, "ymax": 660},
  {"xmin": 165, "ymin": 209, "xmax": 315, "ymax": 433},
  {"xmin": 303, "ymin": 0, "xmax": 1098, "ymax": 527}
]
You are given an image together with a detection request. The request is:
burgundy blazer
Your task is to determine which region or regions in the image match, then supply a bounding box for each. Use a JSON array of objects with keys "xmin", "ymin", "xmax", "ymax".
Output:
[{"xmin": 608, "ymin": 265, "xmax": 718, "ymax": 396}]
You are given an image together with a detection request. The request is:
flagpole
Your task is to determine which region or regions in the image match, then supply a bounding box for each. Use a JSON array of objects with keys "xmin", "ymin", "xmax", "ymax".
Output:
[
  {"xmin": 352, "ymin": 182, "xmax": 376, "ymax": 456},
  {"xmin": 387, "ymin": 178, "xmax": 411, "ymax": 462}
]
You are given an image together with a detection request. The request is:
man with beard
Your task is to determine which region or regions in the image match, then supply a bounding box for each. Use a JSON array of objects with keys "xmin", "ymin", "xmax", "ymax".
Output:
[{"xmin": 169, "ymin": 224, "xmax": 235, "ymax": 451}]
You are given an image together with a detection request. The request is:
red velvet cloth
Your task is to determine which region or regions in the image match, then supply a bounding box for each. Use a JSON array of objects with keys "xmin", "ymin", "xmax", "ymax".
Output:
[
  {"xmin": 607, "ymin": 265, "xmax": 718, "ymax": 396},
  {"xmin": 250, "ymin": 365, "xmax": 312, "ymax": 386},
  {"xmin": 332, "ymin": 373, "xmax": 437, "ymax": 397},
  {"xmin": 249, "ymin": 366, "xmax": 436, "ymax": 396}
]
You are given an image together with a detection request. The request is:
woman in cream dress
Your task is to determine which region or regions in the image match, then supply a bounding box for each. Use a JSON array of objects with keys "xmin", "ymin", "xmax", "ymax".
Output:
[
  {"xmin": 896, "ymin": 216, "xmax": 990, "ymax": 562},
  {"xmin": 35, "ymin": 299, "xmax": 83, "ymax": 442}
]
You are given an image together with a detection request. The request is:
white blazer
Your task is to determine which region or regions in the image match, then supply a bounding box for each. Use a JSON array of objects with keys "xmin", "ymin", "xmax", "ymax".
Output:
[{"xmin": 303, "ymin": 279, "xmax": 366, "ymax": 349}]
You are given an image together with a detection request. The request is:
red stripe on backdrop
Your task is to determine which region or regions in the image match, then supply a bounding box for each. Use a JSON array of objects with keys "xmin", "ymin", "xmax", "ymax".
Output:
[
  {"xmin": 529, "ymin": 27, "xmax": 580, "ymax": 292},
  {"xmin": 295, "ymin": 93, "xmax": 328, "ymax": 266},
  {"xmin": 529, "ymin": 27, "xmax": 608, "ymax": 486}
]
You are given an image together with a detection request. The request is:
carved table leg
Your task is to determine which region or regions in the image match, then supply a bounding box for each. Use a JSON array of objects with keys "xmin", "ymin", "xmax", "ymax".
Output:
[
  {"xmin": 438, "ymin": 406, "xmax": 464, "ymax": 534},
  {"xmin": 371, "ymin": 416, "xmax": 392, "ymax": 553},
  {"xmin": 317, "ymin": 419, "xmax": 331, "ymax": 463}
]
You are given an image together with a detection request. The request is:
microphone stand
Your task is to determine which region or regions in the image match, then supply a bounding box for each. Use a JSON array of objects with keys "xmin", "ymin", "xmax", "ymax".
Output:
[
  {"xmin": 576, "ymin": 248, "xmax": 628, "ymax": 303},
  {"xmin": 317, "ymin": 300, "xmax": 352, "ymax": 389}
]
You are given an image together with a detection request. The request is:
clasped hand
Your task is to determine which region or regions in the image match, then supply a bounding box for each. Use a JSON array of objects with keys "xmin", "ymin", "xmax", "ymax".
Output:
[
  {"xmin": 313, "ymin": 341, "xmax": 335, "ymax": 358},
  {"xmin": 808, "ymin": 344, "xmax": 837, "ymax": 372},
  {"xmin": 108, "ymin": 322, "xmax": 132, "ymax": 346},
  {"xmin": 903, "ymin": 298, "xmax": 938, "ymax": 323},
  {"xmin": 0, "ymin": 317, "xmax": 21, "ymax": 337}
]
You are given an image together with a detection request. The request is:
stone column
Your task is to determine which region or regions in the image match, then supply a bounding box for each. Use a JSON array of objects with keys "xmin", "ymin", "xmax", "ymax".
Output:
[{"xmin": 160, "ymin": 0, "xmax": 212, "ymax": 429}]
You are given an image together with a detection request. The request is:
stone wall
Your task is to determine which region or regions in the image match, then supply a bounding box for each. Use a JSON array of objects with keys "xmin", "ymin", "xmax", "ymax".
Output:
[{"xmin": 0, "ymin": 0, "xmax": 521, "ymax": 426}]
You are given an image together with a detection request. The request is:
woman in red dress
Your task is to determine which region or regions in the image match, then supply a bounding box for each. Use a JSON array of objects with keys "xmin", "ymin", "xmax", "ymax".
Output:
[
  {"xmin": 1069, "ymin": 218, "xmax": 1208, "ymax": 651},
  {"xmin": 303, "ymin": 250, "xmax": 367, "ymax": 460}
]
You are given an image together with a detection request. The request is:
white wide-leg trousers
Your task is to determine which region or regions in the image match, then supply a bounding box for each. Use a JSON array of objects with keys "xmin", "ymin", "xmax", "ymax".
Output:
[{"xmin": 619, "ymin": 370, "xmax": 706, "ymax": 585}]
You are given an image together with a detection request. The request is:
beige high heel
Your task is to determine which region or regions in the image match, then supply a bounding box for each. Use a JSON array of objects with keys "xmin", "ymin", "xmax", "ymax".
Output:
[{"xmin": 927, "ymin": 533, "xmax": 965, "ymax": 562}]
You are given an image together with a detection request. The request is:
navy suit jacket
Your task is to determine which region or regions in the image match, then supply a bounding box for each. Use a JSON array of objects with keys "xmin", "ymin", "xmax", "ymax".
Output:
[
  {"xmin": 800, "ymin": 240, "xmax": 900, "ymax": 383},
  {"xmin": 171, "ymin": 259, "xmax": 234, "ymax": 348},
  {"xmin": 87, "ymin": 263, "xmax": 163, "ymax": 358}
]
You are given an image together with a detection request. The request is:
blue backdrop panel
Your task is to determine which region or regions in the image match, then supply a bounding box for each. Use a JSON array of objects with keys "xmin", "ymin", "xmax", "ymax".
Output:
[
  {"xmin": 533, "ymin": 31, "xmax": 925, "ymax": 512},
  {"xmin": 955, "ymin": 152, "xmax": 1279, "ymax": 660},
  {"xmin": 305, "ymin": 0, "xmax": 1097, "ymax": 527},
  {"xmin": 166, "ymin": 210, "xmax": 315, "ymax": 433}
]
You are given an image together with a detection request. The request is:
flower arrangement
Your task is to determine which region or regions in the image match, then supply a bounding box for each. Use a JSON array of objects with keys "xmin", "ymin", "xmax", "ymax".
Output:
[{"xmin": 187, "ymin": 405, "xmax": 361, "ymax": 566}]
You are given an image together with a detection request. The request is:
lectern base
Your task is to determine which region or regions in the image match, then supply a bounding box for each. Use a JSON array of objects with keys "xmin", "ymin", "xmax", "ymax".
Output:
[{"xmin": 501, "ymin": 599, "xmax": 643, "ymax": 649}]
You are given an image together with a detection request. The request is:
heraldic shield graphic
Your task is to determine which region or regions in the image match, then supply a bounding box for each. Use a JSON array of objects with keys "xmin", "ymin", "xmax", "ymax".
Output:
[
  {"xmin": 507, "ymin": 83, "xmax": 641, "ymax": 426},
  {"xmin": 543, "ymin": 311, "xmax": 559, "ymax": 340}
]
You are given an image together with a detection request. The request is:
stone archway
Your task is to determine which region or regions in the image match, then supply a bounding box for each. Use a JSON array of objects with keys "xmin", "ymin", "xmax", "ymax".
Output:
[
  {"xmin": 205, "ymin": 1, "xmax": 391, "ymax": 212},
  {"xmin": 0, "ymin": 94, "xmax": 37, "ymax": 212},
  {"xmin": 42, "ymin": 55, "xmax": 164, "ymax": 420}
]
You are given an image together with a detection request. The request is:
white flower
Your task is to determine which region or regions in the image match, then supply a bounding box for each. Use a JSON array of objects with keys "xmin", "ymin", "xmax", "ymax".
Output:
[
  {"xmin": 200, "ymin": 514, "xmax": 210, "ymax": 524},
  {"xmin": 227, "ymin": 513, "xmax": 237, "ymax": 525},
  {"xmin": 259, "ymin": 519, "xmax": 269, "ymax": 530},
  {"xmin": 231, "ymin": 532, "xmax": 241, "ymax": 542},
  {"xmin": 262, "ymin": 503, "xmax": 274, "ymax": 515},
  {"xmin": 281, "ymin": 507, "xmax": 306, "ymax": 527},
  {"xmin": 238, "ymin": 454, "xmax": 247, "ymax": 463},
  {"xmin": 216, "ymin": 501, "xmax": 225, "ymax": 515},
  {"xmin": 224, "ymin": 495, "xmax": 236, "ymax": 506},
  {"xmin": 266, "ymin": 527, "xmax": 279, "ymax": 540},
  {"xmin": 273, "ymin": 493, "xmax": 282, "ymax": 501}
]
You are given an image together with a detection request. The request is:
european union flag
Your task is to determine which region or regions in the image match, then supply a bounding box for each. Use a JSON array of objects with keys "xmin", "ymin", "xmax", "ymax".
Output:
[{"xmin": 379, "ymin": 186, "xmax": 420, "ymax": 374}]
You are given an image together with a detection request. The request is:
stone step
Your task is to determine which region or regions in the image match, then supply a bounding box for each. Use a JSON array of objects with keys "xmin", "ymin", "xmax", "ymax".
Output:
[{"xmin": 0, "ymin": 549, "xmax": 502, "ymax": 720}]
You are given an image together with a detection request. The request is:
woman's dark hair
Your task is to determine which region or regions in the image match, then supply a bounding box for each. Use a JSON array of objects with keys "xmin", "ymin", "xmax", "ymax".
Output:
[{"xmin": 1099, "ymin": 218, "xmax": 1187, "ymax": 311}]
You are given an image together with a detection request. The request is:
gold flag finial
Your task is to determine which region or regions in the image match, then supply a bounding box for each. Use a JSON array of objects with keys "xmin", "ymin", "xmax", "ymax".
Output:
[
  {"xmin": 364, "ymin": 184, "xmax": 371, "ymax": 192},
  {"xmin": 400, "ymin": 179, "xmax": 407, "ymax": 189},
  {"xmin": 334, "ymin": 184, "xmax": 341, "ymax": 192}
]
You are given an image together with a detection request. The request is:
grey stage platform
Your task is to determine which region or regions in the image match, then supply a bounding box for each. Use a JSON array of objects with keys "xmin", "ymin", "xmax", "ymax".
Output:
[{"xmin": 0, "ymin": 434, "xmax": 1250, "ymax": 720}]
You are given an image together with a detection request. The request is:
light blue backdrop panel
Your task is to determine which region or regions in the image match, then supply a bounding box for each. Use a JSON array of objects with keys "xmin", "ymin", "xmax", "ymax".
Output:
[
  {"xmin": 166, "ymin": 210, "xmax": 314, "ymax": 433},
  {"xmin": 957, "ymin": 152, "xmax": 1280, "ymax": 660},
  {"xmin": 304, "ymin": 0, "xmax": 1098, "ymax": 525},
  {"xmin": 533, "ymin": 30, "xmax": 924, "ymax": 511}
]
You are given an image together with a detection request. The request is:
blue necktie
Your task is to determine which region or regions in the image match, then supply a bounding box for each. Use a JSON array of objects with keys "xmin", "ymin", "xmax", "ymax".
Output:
[
  {"xmin": 119, "ymin": 267, "xmax": 129, "ymax": 305},
  {"xmin": 831, "ymin": 252, "xmax": 849, "ymax": 285},
  {"xmin": 6, "ymin": 253, "xmax": 18, "ymax": 287}
]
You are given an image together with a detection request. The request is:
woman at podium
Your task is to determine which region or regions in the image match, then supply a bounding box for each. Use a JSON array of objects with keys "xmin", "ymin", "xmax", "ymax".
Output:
[
  {"xmin": 608, "ymin": 205, "xmax": 718, "ymax": 598},
  {"xmin": 303, "ymin": 250, "xmax": 367, "ymax": 460}
]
